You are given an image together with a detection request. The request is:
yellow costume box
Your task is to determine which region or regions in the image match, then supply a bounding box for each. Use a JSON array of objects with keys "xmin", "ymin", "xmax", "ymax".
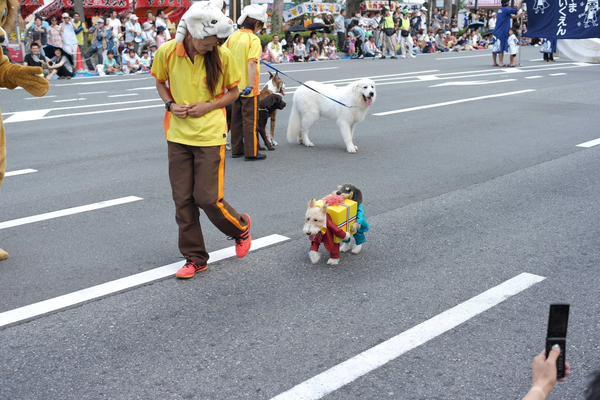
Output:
[{"xmin": 314, "ymin": 199, "xmax": 357, "ymax": 243}]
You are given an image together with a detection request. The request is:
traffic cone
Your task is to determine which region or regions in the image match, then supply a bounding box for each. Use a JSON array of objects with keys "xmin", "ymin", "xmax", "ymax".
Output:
[{"xmin": 75, "ymin": 47, "xmax": 84, "ymax": 74}]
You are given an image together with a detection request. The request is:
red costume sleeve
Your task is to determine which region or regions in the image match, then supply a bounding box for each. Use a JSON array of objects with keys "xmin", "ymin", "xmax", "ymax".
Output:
[{"xmin": 326, "ymin": 214, "xmax": 347, "ymax": 239}]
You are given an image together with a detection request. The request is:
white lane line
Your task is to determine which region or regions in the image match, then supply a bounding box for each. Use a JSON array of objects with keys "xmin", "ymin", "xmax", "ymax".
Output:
[
  {"xmin": 54, "ymin": 77, "xmax": 152, "ymax": 87},
  {"xmin": 25, "ymin": 95, "xmax": 56, "ymax": 100},
  {"xmin": 576, "ymin": 138, "xmax": 600, "ymax": 148},
  {"xmin": 0, "ymin": 196, "xmax": 142, "ymax": 230},
  {"xmin": 79, "ymin": 91, "xmax": 108, "ymax": 95},
  {"xmin": 435, "ymin": 53, "xmax": 491, "ymax": 60},
  {"xmin": 260, "ymin": 67, "xmax": 338, "ymax": 75},
  {"xmin": 524, "ymin": 76, "xmax": 543, "ymax": 79},
  {"xmin": 32, "ymin": 104, "xmax": 163, "ymax": 122},
  {"xmin": 108, "ymin": 93, "xmax": 139, "ymax": 97},
  {"xmin": 3, "ymin": 110, "xmax": 51, "ymax": 123},
  {"xmin": 374, "ymin": 89, "xmax": 535, "ymax": 116},
  {"xmin": 53, "ymin": 98, "xmax": 87, "ymax": 102},
  {"xmin": 127, "ymin": 86, "xmax": 157, "ymax": 91},
  {"xmin": 0, "ymin": 234, "xmax": 290, "ymax": 328},
  {"xmin": 4, "ymin": 168, "xmax": 37, "ymax": 177},
  {"xmin": 430, "ymin": 79, "xmax": 516, "ymax": 87},
  {"xmin": 549, "ymin": 73, "xmax": 566, "ymax": 76},
  {"xmin": 271, "ymin": 272, "xmax": 545, "ymax": 400}
]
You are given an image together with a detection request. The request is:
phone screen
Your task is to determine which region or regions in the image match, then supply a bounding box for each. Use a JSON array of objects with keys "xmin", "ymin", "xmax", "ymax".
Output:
[{"xmin": 547, "ymin": 304, "xmax": 569, "ymax": 338}]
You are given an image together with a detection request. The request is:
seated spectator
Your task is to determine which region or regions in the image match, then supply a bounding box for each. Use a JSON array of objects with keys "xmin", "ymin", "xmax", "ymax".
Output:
[
  {"xmin": 267, "ymin": 35, "xmax": 283, "ymax": 63},
  {"xmin": 103, "ymin": 49, "xmax": 120, "ymax": 75},
  {"xmin": 317, "ymin": 41, "xmax": 329, "ymax": 60},
  {"xmin": 308, "ymin": 44, "xmax": 319, "ymax": 61},
  {"xmin": 140, "ymin": 50, "xmax": 152, "ymax": 72},
  {"xmin": 147, "ymin": 41, "xmax": 158, "ymax": 63},
  {"xmin": 326, "ymin": 39, "xmax": 340, "ymax": 60},
  {"xmin": 23, "ymin": 42, "xmax": 54, "ymax": 80},
  {"xmin": 362, "ymin": 35, "xmax": 382, "ymax": 58},
  {"xmin": 281, "ymin": 48, "xmax": 291, "ymax": 63},
  {"xmin": 156, "ymin": 25, "xmax": 167, "ymax": 47},
  {"xmin": 293, "ymin": 36, "xmax": 307, "ymax": 62},
  {"xmin": 122, "ymin": 48, "xmax": 142, "ymax": 74},
  {"xmin": 435, "ymin": 32, "xmax": 449, "ymax": 52},
  {"xmin": 261, "ymin": 43, "xmax": 270, "ymax": 62},
  {"xmin": 317, "ymin": 31, "xmax": 328, "ymax": 44},
  {"xmin": 306, "ymin": 32, "xmax": 318, "ymax": 49},
  {"xmin": 345, "ymin": 32, "xmax": 356, "ymax": 57},
  {"xmin": 48, "ymin": 48, "xmax": 75, "ymax": 79}
]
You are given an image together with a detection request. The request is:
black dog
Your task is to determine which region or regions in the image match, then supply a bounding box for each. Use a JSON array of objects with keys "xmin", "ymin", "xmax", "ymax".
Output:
[{"xmin": 257, "ymin": 94, "xmax": 286, "ymax": 151}]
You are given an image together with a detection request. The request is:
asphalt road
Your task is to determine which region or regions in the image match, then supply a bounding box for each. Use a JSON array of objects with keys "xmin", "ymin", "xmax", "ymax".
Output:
[{"xmin": 0, "ymin": 46, "xmax": 599, "ymax": 399}]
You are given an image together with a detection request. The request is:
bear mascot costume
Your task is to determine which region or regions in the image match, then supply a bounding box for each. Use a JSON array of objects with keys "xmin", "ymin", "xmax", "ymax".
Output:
[{"xmin": 0, "ymin": 0, "xmax": 50, "ymax": 260}]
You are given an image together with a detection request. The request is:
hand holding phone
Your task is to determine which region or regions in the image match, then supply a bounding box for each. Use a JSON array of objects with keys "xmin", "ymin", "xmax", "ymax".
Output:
[{"xmin": 545, "ymin": 303, "xmax": 570, "ymax": 379}]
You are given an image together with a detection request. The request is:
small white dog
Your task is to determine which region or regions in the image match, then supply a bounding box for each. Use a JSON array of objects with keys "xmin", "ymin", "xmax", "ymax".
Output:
[{"xmin": 287, "ymin": 78, "xmax": 376, "ymax": 153}]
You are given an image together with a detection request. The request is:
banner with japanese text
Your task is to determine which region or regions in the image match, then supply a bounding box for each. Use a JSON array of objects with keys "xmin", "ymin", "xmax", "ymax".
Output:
[{"xmin": 525, "ymin": 0, "xmax": 600, "ymax": 39}]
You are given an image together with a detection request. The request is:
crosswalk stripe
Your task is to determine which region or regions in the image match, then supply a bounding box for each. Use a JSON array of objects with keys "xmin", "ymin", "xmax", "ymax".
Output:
[
  {"xmin": 4, "ymin": 168, "xmax": 37, "ymax": 177},
  {"xmin": 0, "ymin": 234, "xmax": 290, "ymax": 328},
  {"xmin": 0, "ymin": 196, "xmax": 143, "ymax": 230}
]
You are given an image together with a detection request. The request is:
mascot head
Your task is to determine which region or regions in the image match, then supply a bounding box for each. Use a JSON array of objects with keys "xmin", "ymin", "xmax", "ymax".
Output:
[
  {"xmin": 0, "ymin": 0, "xmax": 19, "ymax": 45},
  {"xmin": 175, "ymin": 0, "xmax": 234, "ymax": 43},
  {"xmin": 237, "ymin": 4, "xmax": 268, "ymax": 28}
]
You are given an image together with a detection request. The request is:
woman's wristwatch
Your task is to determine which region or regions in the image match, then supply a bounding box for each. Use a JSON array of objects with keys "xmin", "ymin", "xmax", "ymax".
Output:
[{"xmin": 165, "ymin": 101, "xmax": 175, "ymax": 111}]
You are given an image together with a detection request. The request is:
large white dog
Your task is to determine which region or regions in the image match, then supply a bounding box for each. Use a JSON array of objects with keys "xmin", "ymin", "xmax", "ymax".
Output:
[{"xmin": 287, "ymin": 78, "xmax": 376, "ymax": 153}]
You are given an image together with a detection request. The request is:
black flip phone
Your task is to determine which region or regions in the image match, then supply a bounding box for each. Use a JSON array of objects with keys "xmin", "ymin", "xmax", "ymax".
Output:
[{"xmin": 545, "ymin": 303, "xmax": 570, "ymax": 379}]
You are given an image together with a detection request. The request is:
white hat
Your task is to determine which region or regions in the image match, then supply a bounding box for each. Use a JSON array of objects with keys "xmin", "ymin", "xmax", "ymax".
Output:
[
  {"xmin": 237, "ymin": 4, "xmax": 268, "ymax": 25},
  {"xmin": 62, "ymin": 13, "xmax": 69, "ymax": 18},
  {"xmin": 421, "ymin": 6, "xmax": 427, "ymax": 11},
  {"xmin": 97, "ymin": 17, "xmax": 104, "ymax": 23},
  {"xmin": 130, "ymin": 14, "xmax": 138, "ymax": 20},
  {"xmin": 176, "ymin": 0, "xmax": 234, "ymax": 41}
]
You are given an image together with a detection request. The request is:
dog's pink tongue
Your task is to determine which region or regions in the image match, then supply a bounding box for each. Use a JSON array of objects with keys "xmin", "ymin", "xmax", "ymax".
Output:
[
  {"xmin": 281, "ymin": 89, "xmax": 285, "ymax": 96},
  {"xmin": 366, "ymin": 97, "xmax": 373, "ymax": 106}
]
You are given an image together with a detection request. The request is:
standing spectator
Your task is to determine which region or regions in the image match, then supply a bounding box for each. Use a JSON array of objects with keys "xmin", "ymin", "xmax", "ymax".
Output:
[
  {"xmin": 419, "ymin": 6, "xmax": 428, "ymax": 31},
  {"xmin": 488, "ymin": 12, "xmax": 497, "ymax": 30},
  {"xmin": 345, "ymin": 32, "xmax": 356, "ymax": 57},
  {"xmin": 141, "ymin": 21, "xmax": 156, "ymax": 50},
  {"xmin": 398, "ymin": 9, "xmax": 415, "ymax": 58},
  {"xmin": 125, "ymin": 14, "xmax": 142, "ymax": 53},
  {"xmin": 106, "ymin": 9, "xmax": 121, "ymax": 39},
  {"xmin": 507, "ymin": 28, "xmax": 518, "ymax": 66},
  {"xmin": 72, "ymin": 13, "xmax": 87, "ymax": 54},
  {"xmin": 322, "ymin": 12, "xmax": 335, "ymax": 33},
  {"xmin": 26, "ymin": 16, "xmax": 47, "ymax": 50},
  {"xmin": 334, "ymin": 9, "xmax": 346, "ymax": 51},
  {"xmin": 48, "ymin": 47, "xmax": 74, "ymax": 79},
  {"xmin": 223, "ymin": 4, "xmax": 268, "ymax": 161},
  {"xmin": 60, "ymin": 13, "xmax": 78, "ymax": 60},
  {"xmin": 84, "ymin": 18, "xmax": 111, "ymax": 73},
  {"xmin": 47, "ymin": 16, "xmax": 62, "ymax": 49},
  {"xmin": 431, "ymin": 8, "xmax": 442, "ymax": 32},
  {"xmin": 23, "ymin": 42, "xmax": 54, "ymax": 79},
  {"xmin": 103, "ymin": 49, "xmax": 120, "ymax": 74},
  {"xmin": 122, "ymin": 48, "xmax": 142, "ymax": 73},
  {"xmin": 440, "ymin": 10, "xmax": 450, "ymax": 32},
  {"xmin": 349, "ymin": 21, "xmax": 365, "ymax": 58},
  {"xmin": 492, "ymin": 0, "xmax": 525, "ymax": 67},
  {"xmin": 151, "ymin": 2, "xmax": 252, "ymax": 279},
  {"xmin": 450, "ymin": 14, "xmax": 459, "ymax": 35},
  {"xmin": 380, "ymin": 6, "xmax": 397, "ymax": 59},
  {"xmin": 155, "ymin": 9, "xmax": 171, "ymax": 41},
  {"xmin": 313, "ymin": 12, "xmax": 324, "ymax": 24},
  {"xmin": 267, "ymin": 35, "xmax": 282, "ymax": 63},
  {"xmin": 156, "ymin": 25, "xmax": 167, "ymax": 47},
  {"xmin": 540, "ymin": 38, "xmax": 556, "ymax": 62},
  {"xmin": 145, "ymin": 10, "xmax": 155, "ymax": 27}
]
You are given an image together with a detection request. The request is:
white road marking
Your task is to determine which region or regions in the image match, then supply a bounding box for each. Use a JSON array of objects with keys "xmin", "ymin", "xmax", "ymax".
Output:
[
  {"xmin": 79, "ymin": 91, "xmax": 108, "ymax": 95},
  {"xmin": 524, "ymin": 76, "xmax": 543, "ymax": 79},
  {"xmin": 127, "ymin": 87, "xmax": 157, "ymax": 91},
  {"xmin": 576, "ymin": 138, "xmax": 600, "ymax": 148},
  {"xmin": 25, "ymin": 95, "xmax": 56, "ymax": 100},
  {"xmin": 271, "ymin": 272, "xmax": 545, "ymax": 400},
  {"xmin": 374, "ymin": 89, "xmax": 535, "ymax": 116},
  {"xmin": 260, "ymin": 67, "xmax": 338, "ymax": 75},
  {"xmin": 430, "ymin": 79, "xmax": 517, "ymax": 87},
  {"xmin": 0, "ymin": 196, "xmax": 143, "ymax": 230},
  {"xmin": 3, "ymin": 110, "xmax": 51, "ymax": 123},
  {"xmin": 435, "ymin": 53, "xmax": 491, "ymax": 60},
  {"xmin": 54, "ymin": 77, "xmax": 152, "ymax": 87},
  {"xmin": 108, "ymin": 93, "xmax": 139, "ymax": 97},
  {"xmin": 4, "ymin": 168, "xmax": 37, "ymax": 177},
  {"xmin": 53, "ymin": 98, "xmax": 87, "ymax": 102},
  {"xmin": 0, "ymin": 234, "xmax": 290, "ymax": 328},
  {"xmin": 36, "ymin": 104, "xmax": 163, "ymax": 121},
  {"xmin": 549, "ymin": 73, "xmax": 566, "ymax": 76}
]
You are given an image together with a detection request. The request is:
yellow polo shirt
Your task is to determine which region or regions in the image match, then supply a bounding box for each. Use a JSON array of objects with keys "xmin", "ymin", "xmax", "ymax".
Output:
[
  {"xmin": 224, "ymin": 29, "xmax": 261, "ymax": 97},
  {"xmin": 151, "ymin": 40, "xmax": 241, "ymax": 147}
]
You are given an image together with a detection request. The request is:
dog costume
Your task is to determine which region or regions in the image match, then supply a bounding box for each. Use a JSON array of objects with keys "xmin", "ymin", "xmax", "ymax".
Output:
[
  {"xmin": 309, "ymin": 214, "xmax": 347, "ymax": 260},
  {"xmin": 257, "ymin": 94, "xmax": 285, "ymax": 151},
  {"xmin": 337, "ymin": 183, "xmax": 370, "ymax": 247},
  {"xmin": 0, "ymin": 0, "xmax": 50, "ymax": 260}
]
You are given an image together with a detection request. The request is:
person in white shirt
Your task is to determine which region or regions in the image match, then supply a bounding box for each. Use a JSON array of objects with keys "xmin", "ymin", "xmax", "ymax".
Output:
[
  {"xmin": 334, "ymin": 9, "xmax": 346, "ymax": 48},
  {"xmin": 267, "ymin": 35, "xmax": 282, "ymax": 63},
  {"xmin": 313, "ymin": 13, "xmax": 324, "ymax": 24},
  {"xmin": 125, "ymin": 14, "xmax": 143, "ymax": 53},
  {"xmin": 122, "ymin": 48, "xmax": 142, "ymax": 73},
  {"xmin": 107, "ymin": 9, "xmax": 121, "ymax": 39},
  {"xmin": 155, "ymin": 9, "xmax": 171, "ymax": 40},
  {"xmin": 488, "ymin": 13, "xmax": 497, "ymax": 30},
  {"xmin": 419, "ymin": 7, "xmax": 427, "ymax": 31},
  {"xmin": 60, "ymin": 13, "xmax": 78, "ymax": 59},
  {"xmin": 507, "ymin": 28, "xmax": 518, "ymax": 67}
]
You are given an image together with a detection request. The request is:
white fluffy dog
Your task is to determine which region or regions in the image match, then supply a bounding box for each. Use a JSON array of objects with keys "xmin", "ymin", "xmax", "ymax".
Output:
[{"xmin": 287, "ymin": 78, "xmax": 376, "ymax": 153}]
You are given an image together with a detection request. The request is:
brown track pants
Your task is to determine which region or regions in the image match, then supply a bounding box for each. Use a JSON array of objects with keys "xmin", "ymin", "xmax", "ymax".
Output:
[{"xmin": 230, "ymin": 96, "xmax": 259, "ymax": 157}]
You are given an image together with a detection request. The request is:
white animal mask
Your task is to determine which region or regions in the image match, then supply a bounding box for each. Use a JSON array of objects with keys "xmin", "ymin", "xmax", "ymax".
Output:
[
  {"xmin": 237, "ymin": 4, "xmax": 268, "ymax": 26},
  {"xmin": 175, "ymin": 0, "xmax": 234, "ymax": 42}
]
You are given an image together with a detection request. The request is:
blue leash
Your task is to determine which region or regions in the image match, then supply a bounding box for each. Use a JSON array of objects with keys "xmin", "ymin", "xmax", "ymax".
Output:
[{"xmin": 260, "ymin": 60, "xmax": 352, "ymax": 109}]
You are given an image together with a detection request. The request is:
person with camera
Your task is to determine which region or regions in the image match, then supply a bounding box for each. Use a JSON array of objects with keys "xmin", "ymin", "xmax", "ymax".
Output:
[
  {"xmin": 84, "ymin": 18, "xmax": 112, "ymax": 73},
  {"xmin": 23, "ymin": 42, "xmax": 54, "ymax": 79},
  {"xmin": 26, "ymin": 16, "xmax": 47, "ymax": 51}
]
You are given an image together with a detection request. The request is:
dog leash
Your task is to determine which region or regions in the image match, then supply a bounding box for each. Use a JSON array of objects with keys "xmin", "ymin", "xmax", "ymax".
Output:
[{"xmin": 260, "ymin": 60, "xmax": 354, "ymax": 109}]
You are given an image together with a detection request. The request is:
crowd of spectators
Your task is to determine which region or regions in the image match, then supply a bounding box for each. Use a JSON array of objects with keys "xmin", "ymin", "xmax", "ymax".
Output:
[{"xmin": 22, "ymin": 9, "xmax": 170, "ymax": 79}]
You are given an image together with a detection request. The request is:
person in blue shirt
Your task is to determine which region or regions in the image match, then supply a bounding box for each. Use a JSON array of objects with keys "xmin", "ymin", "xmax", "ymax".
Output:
[
  {"xmin": 83, "ymin": 18, "xmax": 114, "ymax": 73},
  {"xmin": 491, "ymin": 0, "xmax": 525, "ymax": 67}
]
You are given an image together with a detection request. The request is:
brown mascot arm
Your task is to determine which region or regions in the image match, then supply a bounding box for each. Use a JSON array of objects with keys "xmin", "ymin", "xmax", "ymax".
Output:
[{"xmin": 0, "ymin": 50, "xmax": 49, "ymax": 97}]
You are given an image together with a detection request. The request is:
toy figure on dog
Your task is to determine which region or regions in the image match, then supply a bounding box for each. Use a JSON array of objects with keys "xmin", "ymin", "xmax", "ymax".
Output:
[
  {"xmin": 303, "ymin": 196, "xmax": 353, "ymax": 265},
  {"xmin": 336, "ymin": 183, "xmax": 370, "ymax": 254}
]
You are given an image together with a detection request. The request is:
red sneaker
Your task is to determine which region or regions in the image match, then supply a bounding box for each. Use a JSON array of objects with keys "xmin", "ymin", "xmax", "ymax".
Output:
[
  {"xmin": 234, "ymin": 214, "xmax": 252, "ymax": 258},
  {"xmin": 176, "ymin": 258, "xmax": 208, "ymax": 279}
]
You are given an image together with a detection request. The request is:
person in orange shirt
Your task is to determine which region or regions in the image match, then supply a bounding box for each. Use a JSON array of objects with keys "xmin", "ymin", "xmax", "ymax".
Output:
[{"xmin": 224, "ymin": 4, "xmax": 268, "ymax": 161}]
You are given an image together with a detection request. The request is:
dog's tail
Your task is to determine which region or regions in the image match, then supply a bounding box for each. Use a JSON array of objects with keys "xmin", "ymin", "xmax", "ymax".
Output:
[{"xmin": 287, "ymin": 101, "xmax": 301, "ymax": 144}]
